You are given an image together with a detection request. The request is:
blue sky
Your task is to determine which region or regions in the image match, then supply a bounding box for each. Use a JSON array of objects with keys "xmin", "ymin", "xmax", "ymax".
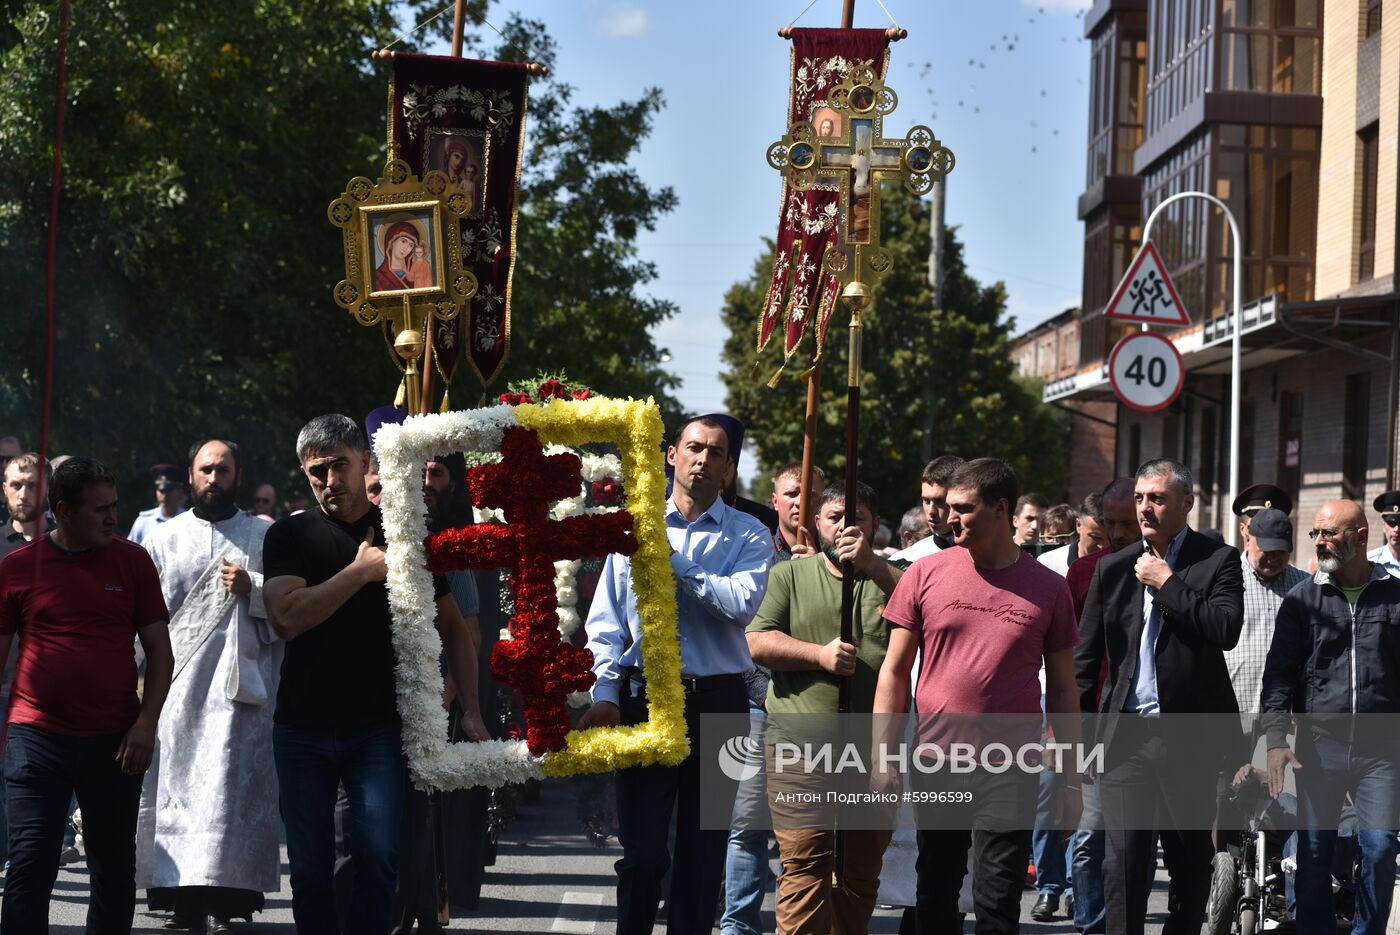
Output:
[{"xmin": 421, "ymin": 0, "xmax": 1092, "ymax": 475}]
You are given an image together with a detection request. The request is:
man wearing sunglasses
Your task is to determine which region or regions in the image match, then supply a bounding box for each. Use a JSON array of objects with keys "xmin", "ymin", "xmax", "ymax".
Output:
[{"xmin": 1367, "ymin": 491, "xmax": 1400, "ymax": 578}]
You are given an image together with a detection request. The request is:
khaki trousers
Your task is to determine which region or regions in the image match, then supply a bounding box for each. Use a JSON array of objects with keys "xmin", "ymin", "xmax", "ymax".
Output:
[{"xmin": 772, "ymin": 827, "xmax": 892, "ymax": 935}]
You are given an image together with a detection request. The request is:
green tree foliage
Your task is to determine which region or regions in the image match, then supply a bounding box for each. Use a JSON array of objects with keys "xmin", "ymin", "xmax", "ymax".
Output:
[
  {"xmin": 0, "ymin": 2, "xmax": 681, "ymax": 518},
  {"xmin": 720, "ymin": 184, "xmax": 1069, "ymax": 520}
]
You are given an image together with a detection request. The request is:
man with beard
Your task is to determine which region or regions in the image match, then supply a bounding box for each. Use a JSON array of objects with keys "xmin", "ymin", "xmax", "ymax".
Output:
[
  {"xmin": 137, "ymin": 439, "xmax": 284, "ymax": 933},
  {"xmin": 0, "ymin": 453, "xmax": 51, "ymax": 865},
  {"xmin": 746, "ymin": 481, "xmax": 900, "ymax": 934},
  {"xmin": 1261, "ymin": 500, "xmax": 1400, "ymax": 934}
]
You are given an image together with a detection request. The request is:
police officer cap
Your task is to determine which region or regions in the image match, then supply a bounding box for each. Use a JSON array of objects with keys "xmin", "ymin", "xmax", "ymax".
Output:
[
  {"xmin": 149, "ymin": 463, "xmax": 185, "ymax": 491},
  {"xmin": 1374, "ymin": 490, "xmax": 1400, "ymax": 517},
  {"xmin": 1231, "ymin": 483, "xmax": 1292, "ymax": 517}
]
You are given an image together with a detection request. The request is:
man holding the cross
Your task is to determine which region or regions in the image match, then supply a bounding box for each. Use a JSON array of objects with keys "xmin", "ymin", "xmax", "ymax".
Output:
[
  {"xmin": 747, "ymin": 480, "xmax": 901, "ymax": 934},
  {"xmin": 263, "ymin": 414, "xmax": 487, "ymax": 935},
  {"xmin": 580, "ymin": 414, "xmax": 774, "ymax": 934}
]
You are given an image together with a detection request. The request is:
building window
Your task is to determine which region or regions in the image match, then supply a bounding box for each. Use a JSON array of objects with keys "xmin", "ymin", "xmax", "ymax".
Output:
[
  {"xmin": 1343, "ymin": 373, "xmax": 1371, "ymax": 500},
  {"xmin": 1211, "ymin": 124, "xmax": 1319, "ymax": 315},
  {"xmin": 1115, "ymin": 37, "xmax": 1147, "ymax": 175},
  {"xmin": 1143, "ymin": 131, "xmax": 1211, "ymax": 317},
  {"xmin": 1128, "ymin": 422, "xmax": 1142, "ymax": 475},
  {"xmin": 1220, "ymin": 0, "xmax": 1322, "ymax": 93},
  {"xmin": 1367, "ymin": 0, "xmax": 1383, "ymax": 38},
  {"xmin": 1144, "ymin": 0, "xmax": 1214, "ymax": 140},
  {"xmin": 1359, "ymin": 123, "xmax": 1379, "ymax": 282}
]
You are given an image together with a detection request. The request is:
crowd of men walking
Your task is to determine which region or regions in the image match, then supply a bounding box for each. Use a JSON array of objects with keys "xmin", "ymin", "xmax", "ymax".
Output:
[{"xmin": 1, "ymin": 412, "xmax": 1399, "ymax": 934}]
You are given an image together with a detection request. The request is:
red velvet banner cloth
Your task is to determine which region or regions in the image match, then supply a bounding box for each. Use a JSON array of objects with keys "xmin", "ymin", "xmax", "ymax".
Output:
[
  {"xmin": 757, "ymin": 29, "xmax": 889, "ymax": 379},
  {"xmin": 389, "ymin": 53, "xmax": 530, "ymax": 391}
]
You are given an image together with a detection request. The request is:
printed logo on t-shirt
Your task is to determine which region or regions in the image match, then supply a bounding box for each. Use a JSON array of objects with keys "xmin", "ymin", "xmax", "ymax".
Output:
[
  {"xmin": 943, "ymin": 599, "xmax": 1035, "ymax": 627},
  {"xmin": 104, "ymin": 583, "xmax": 124, "ymax": 592}
]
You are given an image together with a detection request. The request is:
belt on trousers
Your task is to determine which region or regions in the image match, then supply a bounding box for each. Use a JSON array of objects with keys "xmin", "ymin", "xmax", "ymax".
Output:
[
  {"xmin": 680, "ymin": 672, "xmax": 745, "ymax": 693},
  {"xmin": 625, "ymin": 669, "xmax": 744, "ymax": 695}
]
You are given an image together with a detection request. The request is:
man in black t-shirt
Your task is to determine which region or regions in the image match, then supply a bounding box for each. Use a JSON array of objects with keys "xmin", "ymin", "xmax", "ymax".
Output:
[{"xmin": 264, "ymin": 414, "xmax": 487, "ymax": 935}]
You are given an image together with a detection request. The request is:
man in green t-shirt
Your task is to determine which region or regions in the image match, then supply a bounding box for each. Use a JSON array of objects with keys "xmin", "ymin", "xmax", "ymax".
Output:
[{"xmin": 746, "ymin": 481, "xmax": 902, "ymax": 935}]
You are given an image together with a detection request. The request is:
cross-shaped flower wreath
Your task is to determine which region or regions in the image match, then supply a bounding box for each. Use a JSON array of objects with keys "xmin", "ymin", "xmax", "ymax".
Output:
[{"xmin": 372, "ymin": 396, "xmax": 689, "ymax": 790}]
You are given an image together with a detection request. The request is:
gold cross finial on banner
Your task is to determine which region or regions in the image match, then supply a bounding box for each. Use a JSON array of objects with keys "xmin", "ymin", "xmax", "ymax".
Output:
[{"xmin": 765, "ymin": 64, "xmax": 953, "ymax": 307}]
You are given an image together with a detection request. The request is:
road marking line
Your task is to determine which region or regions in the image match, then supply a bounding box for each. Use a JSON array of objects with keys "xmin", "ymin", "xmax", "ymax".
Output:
[{"xmin": 550, "ymin": 891, "xmax": 605, "ymax": 934}]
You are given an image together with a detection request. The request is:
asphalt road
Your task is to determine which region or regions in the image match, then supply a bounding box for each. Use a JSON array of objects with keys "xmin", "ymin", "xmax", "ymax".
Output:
[{"xmin": 16, "ymin": 777, "xmax": 1172, "ymax": 934}]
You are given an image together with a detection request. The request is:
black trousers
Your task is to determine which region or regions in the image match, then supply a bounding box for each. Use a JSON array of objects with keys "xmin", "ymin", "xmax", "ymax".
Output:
[
  {"xmin": 613, "ymin": 675, "xmax": 746, "ymax": 935},
  {"xmin": 1100, "ymin": 718, "xmax": 1218, "ymax": 935},
  {"xmin": 1, "ymin": 723, "xmax": 143, "ymax": 935},
  {"xmin": 913, "ymin": 770, "xmax": 1037, "ymax": 935}
]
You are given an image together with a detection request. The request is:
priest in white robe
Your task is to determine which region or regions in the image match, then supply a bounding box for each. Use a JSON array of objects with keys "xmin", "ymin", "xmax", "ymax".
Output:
[{"xmin": 137, "ymin": 439, "xmax": 284, "ymax": 934}]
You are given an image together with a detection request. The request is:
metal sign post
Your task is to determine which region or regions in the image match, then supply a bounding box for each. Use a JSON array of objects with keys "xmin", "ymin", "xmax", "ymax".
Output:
[{"xmin": 1137, "ymin": 192, "xmax": 1243, "ymax": 547}]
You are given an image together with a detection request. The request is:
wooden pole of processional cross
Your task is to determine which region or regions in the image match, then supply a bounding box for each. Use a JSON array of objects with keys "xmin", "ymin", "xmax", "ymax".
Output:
[
  {"xmin": 780, "ymin": 1, "xmax": 907, "ymax": 890},
  {"xmin": 414, "ymin": 1, "xmax": 471, "ymax": 417}
]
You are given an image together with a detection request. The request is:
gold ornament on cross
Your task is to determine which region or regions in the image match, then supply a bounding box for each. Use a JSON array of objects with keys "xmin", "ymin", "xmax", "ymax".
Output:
[
  {"xmin": 765, "ymin": 64, "xmax": 953, "ymax": 308},
  {"xmin": 328, "ymin": 159, "xmax": 479, "ymax": 414}
]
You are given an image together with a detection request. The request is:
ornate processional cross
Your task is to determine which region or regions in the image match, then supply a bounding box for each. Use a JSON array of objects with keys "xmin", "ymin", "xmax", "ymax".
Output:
[
  {"xmin": 424, "ymin": 427, "xmax": 638, "ymax": 755},
  {"xmin": 766, "ymin": 64, "xmax": 953, "ymax": 299}
]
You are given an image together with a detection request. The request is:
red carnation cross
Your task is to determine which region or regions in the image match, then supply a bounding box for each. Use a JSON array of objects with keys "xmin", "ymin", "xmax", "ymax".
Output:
[{"xmin": 424, "ymin": 427, "xmax": 638, "ymax": 755}]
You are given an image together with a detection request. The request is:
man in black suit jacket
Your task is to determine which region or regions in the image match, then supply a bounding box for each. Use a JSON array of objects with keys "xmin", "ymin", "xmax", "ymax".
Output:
[{"xmin": 1073, "ymin": 459, "xmax": 1244, "ymax": 935}]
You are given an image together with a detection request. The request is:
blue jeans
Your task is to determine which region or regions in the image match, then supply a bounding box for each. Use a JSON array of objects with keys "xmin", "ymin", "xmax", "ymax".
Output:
[
  {"xmin": 721, "ymin": 703, "xmax": 772, "ymax": 935},
  {"xmin": 1294, "ymin": 734, "xmax": 1398, "ymax": 935},
  {"xmin": 273, "ymin": 722, "xmax": 407, "ymax": 935},
  {"xmin": 1032, "ymin": 765, "xmax": 1072, "ymax": 895},
  {"xmin": 1071, "ymin": 780, "xmax": 1106, "ymax": 933},
  {"xmin": 1, "ymin": 724, "xmax": 142, "ymax": 935}
]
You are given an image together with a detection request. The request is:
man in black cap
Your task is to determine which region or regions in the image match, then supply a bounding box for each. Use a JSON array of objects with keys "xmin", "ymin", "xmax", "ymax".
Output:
[
  {"xmin": 1226, "ymin": 509, "xmax": 1308, "ymax": 717},
  {"xmin": 1368, "ymin": 491, "xmax": 1400, "ymax": 578},
  {"xmin": 127, "ymin": 464, "xmax": 189, "ymax": 545},
  {"xmin": 1230, "ymin": 483, "xmax": 1293, "ymax": 546}
]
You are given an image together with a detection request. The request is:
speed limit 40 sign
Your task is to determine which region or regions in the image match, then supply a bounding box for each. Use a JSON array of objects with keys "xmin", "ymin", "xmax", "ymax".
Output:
[{"xmin": 1109, "ymin": 332, "xmax": 1185, "ymax": 412}]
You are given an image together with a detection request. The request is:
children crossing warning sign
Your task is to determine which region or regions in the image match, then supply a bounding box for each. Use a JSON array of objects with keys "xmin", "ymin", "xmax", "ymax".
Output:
[{"xmin": 1104, "ymin": 242, "xmax": 1191, "ymax": 326}]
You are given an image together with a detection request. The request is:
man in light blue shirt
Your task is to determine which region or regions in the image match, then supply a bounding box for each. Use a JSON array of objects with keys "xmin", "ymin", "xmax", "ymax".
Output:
[
  {"xmin": 1367, "ymin": 490, "xmax": 1400, "ymax": 578},
  {"xmin": 580, "ymin": 415, "xmax": 773, "ymax": 935}
]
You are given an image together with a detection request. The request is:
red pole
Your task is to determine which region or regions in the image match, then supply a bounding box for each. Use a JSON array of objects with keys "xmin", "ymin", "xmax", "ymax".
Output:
[{"xmin": 35, "ymin": 0, "xmax": 71, "ymax": 520}]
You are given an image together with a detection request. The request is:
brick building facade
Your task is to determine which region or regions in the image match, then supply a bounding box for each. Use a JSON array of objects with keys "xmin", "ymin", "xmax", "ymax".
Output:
[{"xmin": 1044, "ymin": 0, "xmax": 1400, "ymax": 562}]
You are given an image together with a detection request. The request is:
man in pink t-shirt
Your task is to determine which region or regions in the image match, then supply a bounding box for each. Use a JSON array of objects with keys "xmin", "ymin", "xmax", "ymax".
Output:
[{"xmin": 874, "ymin": 458, "xmax": 1082, "ymax": 934}]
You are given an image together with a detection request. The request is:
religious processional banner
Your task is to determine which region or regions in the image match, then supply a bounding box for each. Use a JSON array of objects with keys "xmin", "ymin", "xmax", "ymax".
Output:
[
  {"xmin": 757, "ymin": 29, "xmax": 889, "ymax": 383},
  {"xmin": 389, "ymin": 53, "xmax": 530, "ymax": 393}
]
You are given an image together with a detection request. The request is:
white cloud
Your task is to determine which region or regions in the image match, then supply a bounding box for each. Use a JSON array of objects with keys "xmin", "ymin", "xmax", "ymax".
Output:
[
  {"xmin": 1022, "ymin": 0, "xmax": 1092, "ymax": 12},
  {"xmin": 601, "ymin": 3, "xmax": 649, "ymax": 38}
]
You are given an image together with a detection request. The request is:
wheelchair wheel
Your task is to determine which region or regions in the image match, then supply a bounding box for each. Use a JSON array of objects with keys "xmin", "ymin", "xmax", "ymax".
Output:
[
  {"xmin": 1206, "ymin": 851, "xmax": 1238, "ymax": 935},
  {"xmin": 1239, "ymin": 906, "xmax": 1258, "ymax": 935}
]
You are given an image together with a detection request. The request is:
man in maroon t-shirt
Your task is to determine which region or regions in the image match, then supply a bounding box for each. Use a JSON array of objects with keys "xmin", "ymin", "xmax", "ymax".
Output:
[
  {"xmin": 0, "ymin": 457, "xmax": 173, "ymax": 933},
  {"xmin": 874, "ymin": 458, "xmax": 1082, "ymax": 934}
]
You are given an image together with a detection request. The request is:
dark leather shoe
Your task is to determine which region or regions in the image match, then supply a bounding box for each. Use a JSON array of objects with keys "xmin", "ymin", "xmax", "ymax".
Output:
[
  {"xmin": 163, "ymin": 916, "xmax": 198, "ymax": 931},
  {"xmin": 204, "ymin": 917, "xmax": 233, "ymax": 935},
  {"xmin": 1031, "ymin": 893, "xmax": 1059, "ymax": 921}
]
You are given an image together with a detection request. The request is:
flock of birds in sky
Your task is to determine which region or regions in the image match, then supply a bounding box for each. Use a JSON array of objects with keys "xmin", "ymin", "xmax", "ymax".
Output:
[{"xmin": 905, "ymin": 5, "xmax": 1089, "ymax": 154}]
